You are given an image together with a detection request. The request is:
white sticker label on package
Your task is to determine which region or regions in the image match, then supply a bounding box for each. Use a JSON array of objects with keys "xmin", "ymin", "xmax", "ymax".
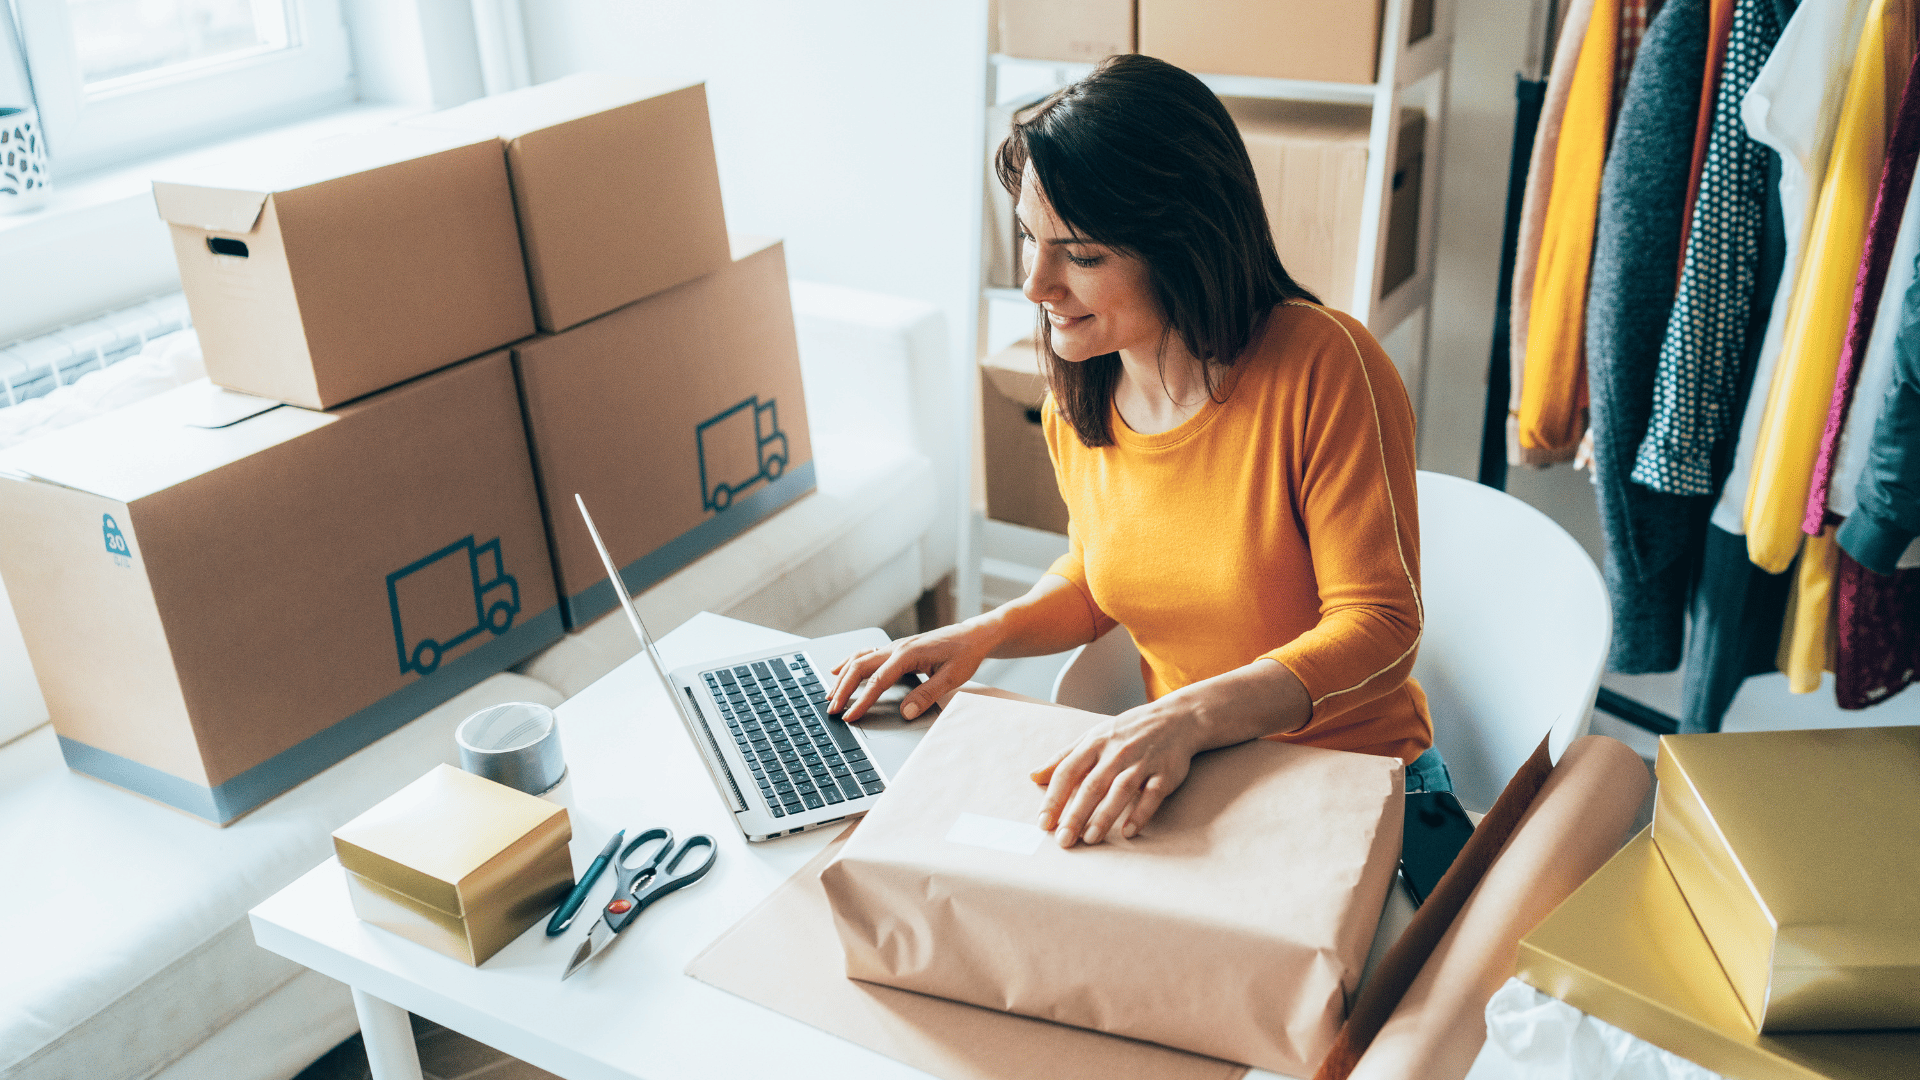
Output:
[{"xmin": 945, "ymin": 811, "xmax": 1048, "ymax": 855}]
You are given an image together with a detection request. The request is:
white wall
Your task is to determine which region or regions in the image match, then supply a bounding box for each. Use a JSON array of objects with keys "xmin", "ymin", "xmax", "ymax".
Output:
[{"xmin": 521, "ymin": 0, "xmax": 988, "ymax": 372}]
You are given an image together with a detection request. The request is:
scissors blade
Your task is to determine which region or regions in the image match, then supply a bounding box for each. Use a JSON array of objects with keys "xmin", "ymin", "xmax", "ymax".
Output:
[{"xmin": 561, "ymin": 918, "xmax": 616, "ymax": 980}]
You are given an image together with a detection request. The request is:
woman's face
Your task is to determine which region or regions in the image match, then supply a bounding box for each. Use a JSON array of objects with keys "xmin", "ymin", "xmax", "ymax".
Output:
[{"xmin": 1017, "ymin": 167, "xmax": 1165, "ymax": 363}]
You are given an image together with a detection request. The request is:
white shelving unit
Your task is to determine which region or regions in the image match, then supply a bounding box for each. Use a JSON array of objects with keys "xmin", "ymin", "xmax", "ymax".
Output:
[{"xmin": 956, "ymin": 0, "xmax": 1454, "ymax": 617}]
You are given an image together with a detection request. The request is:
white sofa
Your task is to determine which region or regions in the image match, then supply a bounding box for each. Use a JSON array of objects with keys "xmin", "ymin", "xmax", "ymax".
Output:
[{"xmin": 0, "ymin": 282, "xmax": 955, "ymax": 1080}]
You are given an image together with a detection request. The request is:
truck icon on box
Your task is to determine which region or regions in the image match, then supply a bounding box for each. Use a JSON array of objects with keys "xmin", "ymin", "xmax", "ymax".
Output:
[
  {"xmin": 386, "ymin": 536, "xmax": 520, "ymax": 676},
  {"xmin": 696, "ymin": 396, "xmax": 788, "ymax": 512}
]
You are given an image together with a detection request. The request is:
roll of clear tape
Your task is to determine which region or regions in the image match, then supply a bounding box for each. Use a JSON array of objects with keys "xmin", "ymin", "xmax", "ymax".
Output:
[{"xmin": 456, "ymin": 701, "xmax": 566, "ymax": 796}]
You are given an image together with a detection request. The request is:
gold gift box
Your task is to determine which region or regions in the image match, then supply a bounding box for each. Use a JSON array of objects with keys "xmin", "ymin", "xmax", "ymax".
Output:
[
  {"xmin": 1652, "ymin": 727, "xmax": 1920, "ymax": 1032},
  {"xmin": 333, "ymin": 764, "xmax": 574, "ymax": 966},
  {"xmin": 1516, "ymin": 830, "xmax": 1920, "ymax": 1079}
]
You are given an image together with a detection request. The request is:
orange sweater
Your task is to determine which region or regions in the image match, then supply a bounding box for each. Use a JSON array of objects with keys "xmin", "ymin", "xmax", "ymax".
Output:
[{"xmin": 1042, "ymin": 302, "xmax": 1432, "ymax": 763}]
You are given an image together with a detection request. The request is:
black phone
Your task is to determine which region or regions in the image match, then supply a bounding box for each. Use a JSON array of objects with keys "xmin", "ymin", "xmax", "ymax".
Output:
[{"xmin": 1400, "ymin": 790, "xmax": 1474, "ymax": 907}]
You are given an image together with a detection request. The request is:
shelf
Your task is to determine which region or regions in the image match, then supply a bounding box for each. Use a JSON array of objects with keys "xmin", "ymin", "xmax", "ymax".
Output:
[{"xmin": 990, "ymin": 37, "xmax": 1450, "ymax": 105}]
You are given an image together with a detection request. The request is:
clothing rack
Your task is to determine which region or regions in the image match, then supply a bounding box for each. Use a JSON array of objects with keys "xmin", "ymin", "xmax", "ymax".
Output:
[{"xmin": 1475, "ymin": 58, "xmax": 1686, "ymax": 739}]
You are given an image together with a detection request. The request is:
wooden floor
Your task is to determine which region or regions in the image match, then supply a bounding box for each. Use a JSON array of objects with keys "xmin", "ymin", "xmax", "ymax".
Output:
[{"xmin": 295, "ymin": 1014, "xmax": 558, "ymax": 1080}]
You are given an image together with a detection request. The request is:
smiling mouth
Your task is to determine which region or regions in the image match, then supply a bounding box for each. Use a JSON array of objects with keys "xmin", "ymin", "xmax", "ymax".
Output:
[{"xmin": 1046, "ymin": 310, "xmax": 1090, "ymax": 327}]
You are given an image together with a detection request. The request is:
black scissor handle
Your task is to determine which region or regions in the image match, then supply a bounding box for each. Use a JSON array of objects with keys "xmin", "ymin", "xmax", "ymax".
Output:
[{"xmin": 633, "ymin": 834, "xmax": 718, "ymax": 909}]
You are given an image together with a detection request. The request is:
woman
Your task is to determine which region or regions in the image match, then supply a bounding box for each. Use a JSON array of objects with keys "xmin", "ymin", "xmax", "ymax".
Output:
[{"xmin": 829, "ymin": 54, "xmax": 1439, "ymax": 848}]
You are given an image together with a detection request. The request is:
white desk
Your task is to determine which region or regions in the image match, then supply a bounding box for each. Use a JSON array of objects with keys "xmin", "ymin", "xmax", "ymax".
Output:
[
  {"xmin": 251, "ymin": 612, "xmax": 1490, "ymax": 1080},
  {"xmin": 251, "ymin": 613, "xmax": 942, "ymax": 1080}
]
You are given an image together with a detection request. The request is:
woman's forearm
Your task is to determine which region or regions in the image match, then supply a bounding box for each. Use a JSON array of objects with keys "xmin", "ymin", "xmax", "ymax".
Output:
[
  {"xmin": 974, "ymin": 573, "xmax": 1113, "ymax": 658},
  {"xmin": 1155, "ymin": 656, "xmax": 1311, "ymax": 751}
]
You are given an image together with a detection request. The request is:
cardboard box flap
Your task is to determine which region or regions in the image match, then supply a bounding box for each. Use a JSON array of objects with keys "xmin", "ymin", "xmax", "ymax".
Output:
[
  {"xmin": 982, "ymin": 340, "xmax": 1050, "ymax": 409},
  {"xmin": 152, "ymin": 182, "xmax": 271, "ymax": 234},
  {"xmin": 0, "ymin": 380, "xmax": 330, "ymax": 503},
  {"xmin": 333, "ymin": 766, "xmax": 567, "ymax": 920},
  {"xmin": 152, "ymin": 126, "xmax": 496, "ymax": 225},
  {"xmin": 409, "ymin": 72, "xmax": 706, "ymax": 140}
]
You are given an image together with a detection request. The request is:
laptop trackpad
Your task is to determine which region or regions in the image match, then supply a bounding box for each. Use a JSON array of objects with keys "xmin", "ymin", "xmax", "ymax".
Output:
[{"xmin": 856, "ymin": 677, "xmax": 933, "ymax": 778}]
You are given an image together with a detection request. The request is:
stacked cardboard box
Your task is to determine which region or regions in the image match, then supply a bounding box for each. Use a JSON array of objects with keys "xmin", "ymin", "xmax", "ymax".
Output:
[
  {"xmin": 996, "ymin": 0, "xmax": 1436, "ymax": 82},
  {"xmin": 998, "ymin": 0, "xmax": 1134, "ymax": 63},
  {"xmin": 979, "ymin": 340, "xmax": 1067, "ymax": 535},
  {"xmin": 1514, "ymin": 728, "xmax": 1920, "ymax": 1077},
  {"xmin": 1224, "ymin": 97, "xmax": 1425, "ymax": 312},
  {"xmin": 404, "ymin": 74, "xmax": 816, "ymax": 628},
  {"xmin": 0, "ymin": 75, "xmax": 815, "ymax": 821}
]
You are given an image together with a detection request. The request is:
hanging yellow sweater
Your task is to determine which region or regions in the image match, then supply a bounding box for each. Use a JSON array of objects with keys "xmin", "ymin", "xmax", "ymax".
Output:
[
  {"xmin": 1518, "ymin": 0, "xmax": 1618, "ymax": 461},
  {"xmin": 1746, "ymin": 0, "xmax": 1910, "ymax": 574},
  {"xmin": 1755, "ymin": 0, "xmax": 1916, "ymax": 692},
  {"xmin": 1042, "ymin": 302, "xmax": 1431, "ymax": 764}
]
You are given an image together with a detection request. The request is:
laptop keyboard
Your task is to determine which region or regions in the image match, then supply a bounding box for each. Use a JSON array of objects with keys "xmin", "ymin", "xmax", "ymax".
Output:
[{"xmin": 703, "ymin": 653, "xmax": 886, "ymax": 819}]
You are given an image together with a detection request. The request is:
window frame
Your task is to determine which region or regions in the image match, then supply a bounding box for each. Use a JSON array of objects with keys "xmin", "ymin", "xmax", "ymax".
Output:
[{"xmin": 13, "ymin": 0, "xmax": 355, "ymax": 178}]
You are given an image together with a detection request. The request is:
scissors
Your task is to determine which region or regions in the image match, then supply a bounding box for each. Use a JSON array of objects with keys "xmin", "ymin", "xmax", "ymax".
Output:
[{"xmin": 561, "ymin": 827, "xmax": 717, "ymax": 980}]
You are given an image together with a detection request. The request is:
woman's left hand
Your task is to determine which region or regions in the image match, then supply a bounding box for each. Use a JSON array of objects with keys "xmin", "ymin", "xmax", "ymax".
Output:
[
  {"xmin": 1030, "ymin": 700, "xmax": 1206, "ymax": 848},
  {"xmin": 1031, "ymin": 657, "xmax": 1313, "ymax": 847}
]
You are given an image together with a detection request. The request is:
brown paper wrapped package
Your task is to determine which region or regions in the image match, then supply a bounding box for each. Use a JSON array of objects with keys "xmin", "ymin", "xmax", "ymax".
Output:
[
  {"xmin": 1348, "ymin": 735, "xmax": 1652, "ymax": 1079},
  {"xmin": 820, "ymin": 692, "xmax": 1404, "ymax": 1076}
]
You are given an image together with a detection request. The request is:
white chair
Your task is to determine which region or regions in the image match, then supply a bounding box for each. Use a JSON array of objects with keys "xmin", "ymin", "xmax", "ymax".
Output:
[{"xmin": 1049, "ymin": 470, "xmax": 1612, "ymax": 812}]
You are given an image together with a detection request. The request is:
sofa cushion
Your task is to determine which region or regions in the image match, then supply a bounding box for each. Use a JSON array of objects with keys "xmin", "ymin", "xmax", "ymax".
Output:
[{"xmin": 0, "ymin": 672, "xmax": 563, "ymax": 1079}]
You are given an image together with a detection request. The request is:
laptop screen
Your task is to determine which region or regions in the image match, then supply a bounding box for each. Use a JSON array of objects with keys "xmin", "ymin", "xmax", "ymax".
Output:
[{"xmin": 573, "ymin": 493, "xmax": 704, "ymax": 726}]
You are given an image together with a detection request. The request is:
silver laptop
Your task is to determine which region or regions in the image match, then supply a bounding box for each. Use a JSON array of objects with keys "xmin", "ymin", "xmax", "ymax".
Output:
[{"xmin": 576, "ymin": 494, "xmax": 899, "ymax": 841}]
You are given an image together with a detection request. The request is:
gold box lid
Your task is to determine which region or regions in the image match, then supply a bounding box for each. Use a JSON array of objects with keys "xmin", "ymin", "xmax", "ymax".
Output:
[
  {"xmin": 332, "ymin": 764, "xmax": 570, "ymax": 918},
  {"xmin": 1517, "ymin": 830, "xmax": 1920, "ymax": 1080},
  {"xmin": 1653, "ymin": 727, "xmax": 1920, "ymax": 1031}
]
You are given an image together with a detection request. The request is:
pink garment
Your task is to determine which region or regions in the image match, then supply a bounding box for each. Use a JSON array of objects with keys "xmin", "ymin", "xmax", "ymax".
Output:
[
  {"xmin": 1835, "ymin": 547, "xmax": 1920, "ymax": 708},
  {"xmin": 1806, "ymin": 48, "xmax": 1920, "ymax": 535}
]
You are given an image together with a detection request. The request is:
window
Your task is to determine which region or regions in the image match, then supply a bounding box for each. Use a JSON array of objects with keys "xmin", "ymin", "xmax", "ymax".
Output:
[{"xmin": 12, "ymin": 0, "xmax": 353, "ymax": 176}]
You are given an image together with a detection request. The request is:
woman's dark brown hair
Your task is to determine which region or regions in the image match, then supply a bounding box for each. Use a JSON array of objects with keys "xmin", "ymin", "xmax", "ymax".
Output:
[{"xmin": 995, "ymin": 54, "xmax": 1318, "ymax": 447}]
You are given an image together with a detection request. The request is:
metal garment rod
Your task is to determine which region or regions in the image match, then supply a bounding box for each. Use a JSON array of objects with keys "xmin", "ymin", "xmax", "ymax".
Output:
[{"xmin": 1478, "ymin": 75, "xmax": 1684, "ymax": 739}]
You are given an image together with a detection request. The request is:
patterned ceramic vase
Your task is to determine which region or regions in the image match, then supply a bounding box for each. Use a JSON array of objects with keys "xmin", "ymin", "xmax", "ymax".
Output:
[{"xmin": 1, "ymin": 104, "xmax": 48, "ymax": 212}]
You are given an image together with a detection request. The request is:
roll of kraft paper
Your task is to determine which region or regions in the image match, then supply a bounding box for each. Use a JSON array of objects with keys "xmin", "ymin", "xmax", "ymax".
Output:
[{"xmin": 1347, "ymin": 736, "xmax": 1650, "ymax": 1080}]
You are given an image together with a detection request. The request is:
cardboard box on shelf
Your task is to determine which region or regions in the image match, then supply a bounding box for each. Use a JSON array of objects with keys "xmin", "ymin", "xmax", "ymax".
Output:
[
  {"xmin": 1140, "ymin": 0, "xmax": 1434, "ymax": 84},
  {"xmin": 514, "ymin": 236, "xmax": 814, "ymax": 629},
  {"xmin": 153, "ymin": 127, "xmax": 533, "ymax": 411},
  {"xmin": 998, "ymin": 0, "xmax": 1133, "ymax": 63},
  {"xmin": 1516, "ymin": 830, "xmax": 1920, "ymax": 1079},
  {"xmin": 0, "ymin": 354, "xmax": 562, "ymax": 825},
  {"xmin": 821, "ymin": 693, "xmax": 1403, "ymax": 1077},
  {"xmin": 1651, "ymin": 728, "xmax": 1920, "ymax": 1032},
  {"xmin": 1223, "ymin": 97, "xmax": 1425, "ymax": 313},
  {"xmin": 405, "ymin": 74, "xmax": 730, "ymax": 334},
  {"xmin": 334, "ymin": 764, "xmax": 573, "ymax": 967},
  {"xmin": 980, "ymin": 339, "xmax": 1068, "ymax": 535}
]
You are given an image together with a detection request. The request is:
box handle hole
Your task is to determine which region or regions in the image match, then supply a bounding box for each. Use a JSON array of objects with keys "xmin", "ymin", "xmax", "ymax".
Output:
[{"xmin": 207, "ymin": 237, "xmax": 249, "ymax": 258}]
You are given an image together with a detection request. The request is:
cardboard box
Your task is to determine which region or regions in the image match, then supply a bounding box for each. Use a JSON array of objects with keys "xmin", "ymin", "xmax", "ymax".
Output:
[
  {"xmin": 1651, "ymin": 728, "xmax": 1920, "ymax": 1032},
  {"xmin": 335, "ymin": 764, "xmax": 573, "ymax": 966},
  {"xmin": 1140, "ymin": 0, "xmax": 1381, "ymax": 84},
  {"xmin": 998, "ymin": 0, "xmax": 1134, "ymax": 62},
  {"xmin": 153, "ymin": 127, "xmax": 534, "ymax": 410},
  {"xmin": 514, "ymin": 236, "xmax": 814, "ymax": 628},
  {"xmin": 1516, "ymin": 830, "xmax": 1920, "ymax": 1078},
  {"xmin": 980, "ymin": 340, "xmax": 1068, "ymax": 535},
  {"xmin": 0, "ymin": 354, "xmax": 562, "ymax": 824},
  {"xmin": 821, "ymin": 693, "xmax": 1403, "ymax": 1076},
  {"xmin": 406, "ymin": 74, "xmax": 730, "ymax": 333},
  {"xmin": 1224, "ymin": 98, "xmax": 1425, "ymax": 312}
]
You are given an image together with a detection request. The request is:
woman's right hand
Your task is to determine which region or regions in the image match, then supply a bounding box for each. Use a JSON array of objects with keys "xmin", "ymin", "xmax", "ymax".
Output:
[{"xmin": 827, "ymin": 619, "xmax": 1001, "ymax": 723}]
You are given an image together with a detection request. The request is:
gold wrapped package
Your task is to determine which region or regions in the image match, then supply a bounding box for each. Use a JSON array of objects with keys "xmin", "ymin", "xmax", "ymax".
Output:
[
  {"xmin": 1652, "ymin": 727, "xmax": 1920, "ymax": 1032},
  {"xmin": 333, "ymin": 764, "xmax": 573, "ymax": 966},
  {"xmin": 1517, "ymin": 830, "xmax": 1920, "ymax": 1079},
  {"xmin": 820, "ymin": 693, "xmax": 1403, "ymax": 1075}
]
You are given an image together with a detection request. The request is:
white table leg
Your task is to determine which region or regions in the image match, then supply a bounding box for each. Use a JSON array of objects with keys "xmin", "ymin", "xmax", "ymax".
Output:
[{"xmin": 351, "ymin": 986, "xmax": 424, "ymax": 1080}]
